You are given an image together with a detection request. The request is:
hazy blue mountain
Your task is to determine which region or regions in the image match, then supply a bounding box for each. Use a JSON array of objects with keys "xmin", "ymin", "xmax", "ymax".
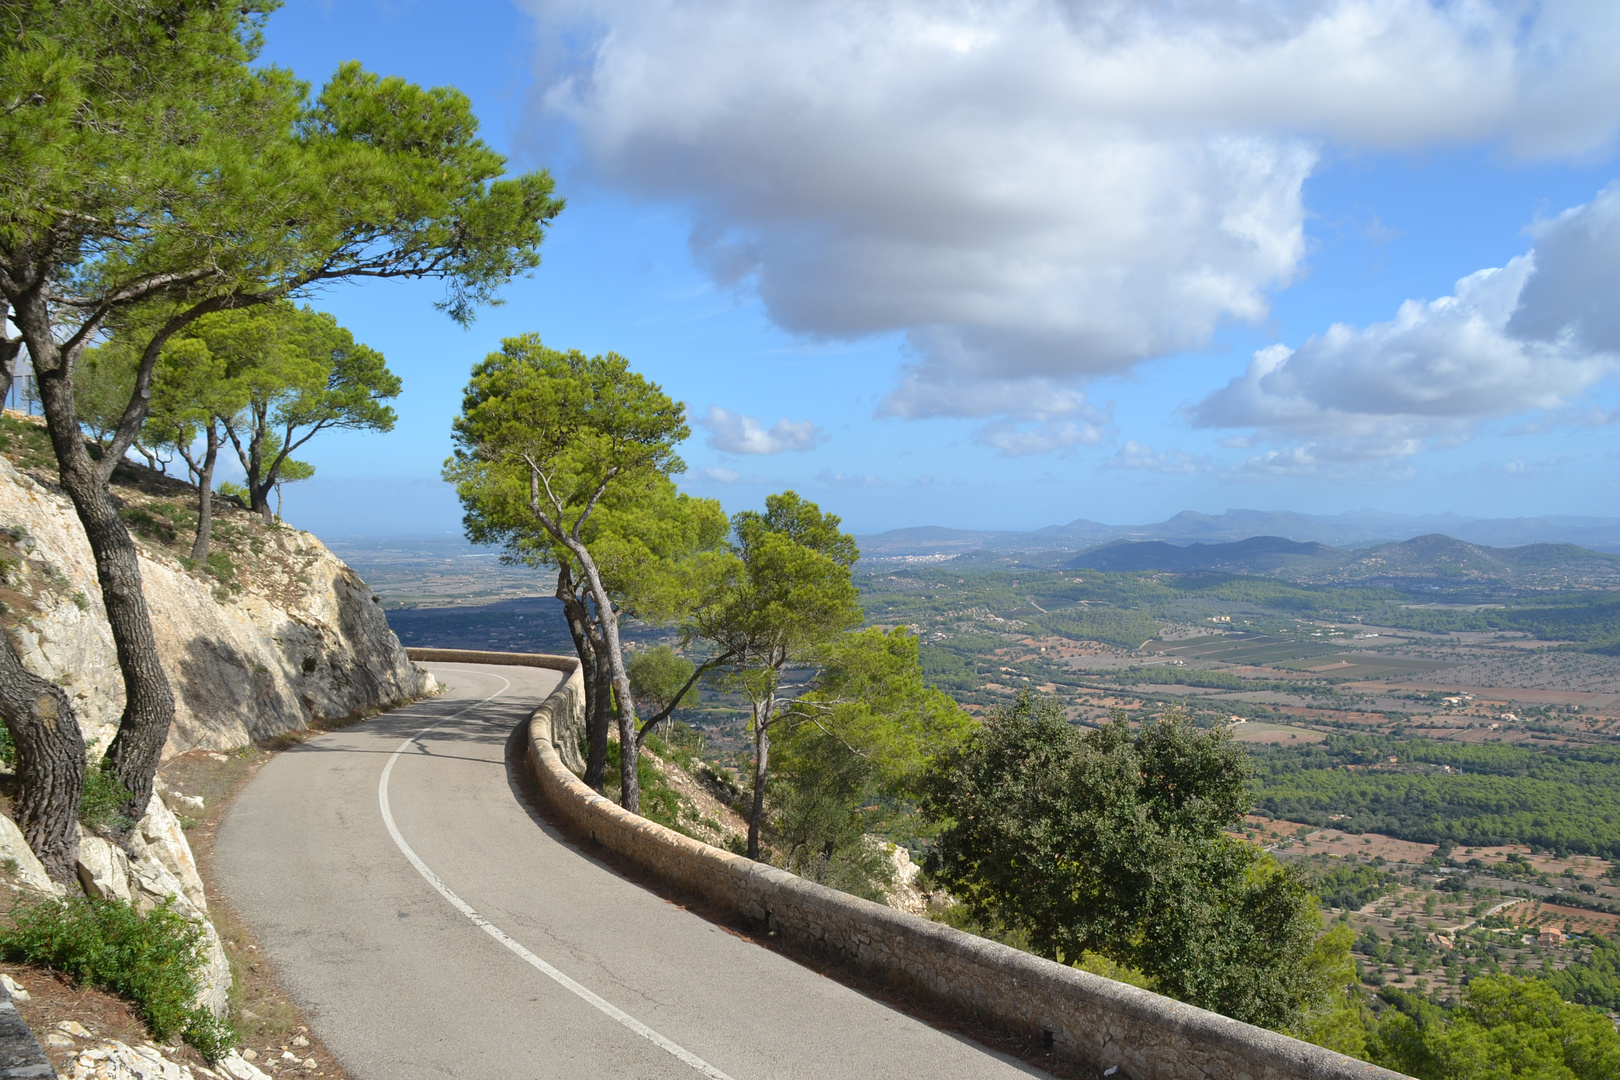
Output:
[
  {"xmin": 1061, "ymin": 533, "xmax": 1620, "ymax": 586},
  {"xmin": 856, "ymin": 509, "xmax": 1620, "ymax": 556}
]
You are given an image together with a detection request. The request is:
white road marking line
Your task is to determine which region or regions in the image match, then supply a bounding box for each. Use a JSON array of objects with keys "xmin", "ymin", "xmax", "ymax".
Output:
[{"xmin": 378, "ymin": 672, "xmax": 738, "ymax": 1080}]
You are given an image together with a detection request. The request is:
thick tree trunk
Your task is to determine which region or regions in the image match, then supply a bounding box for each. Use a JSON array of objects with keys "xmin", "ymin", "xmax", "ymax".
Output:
[
  {"xmin": 0, "ymin": 633, "xmax": 86, "ymax": 883},
  {"xmin": 587, "ymin": 630, "xmax": 612, "ymax": 790},
  {"xmin": 225, "ymin": 417, "xmax": 275, "ymax": 521},
  {"xmin": 555, "ymin": 564, "xmax": 610, "ymax": 791},
  {"xmin": 566, "ymin": 544, "xmax": 640, "ymax": 813},
  {"xmin": 189, "ymin": 421, "xmax": 221, "ymax": 563},
  {"xmin": 27, "ymin": 324, "xmax": 174, "ymax": 821},
  {"xmin": 747, "ymin": 693, "xmax": 774, "ymax": 861}
]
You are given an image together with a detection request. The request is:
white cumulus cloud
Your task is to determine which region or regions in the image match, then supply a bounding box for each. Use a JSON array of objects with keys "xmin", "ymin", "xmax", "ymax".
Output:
[
  {"xmin": 525, "ymin": 0, "xmax": 1620, "ymax": 435},
  {"xmin": 697, "ymin": 405, "xmax": 824, "ymax": 455},
  {"xmin": 1190, "ymin": 183, "xmax": 1620, "ymax": 464},
  {"xmin": 815, "ymin": 469, "xmax": 893, "ymax": 488},
  {"xmin": 1106, "ymin": 441, "xmax": 1206, "ymax": 475}
]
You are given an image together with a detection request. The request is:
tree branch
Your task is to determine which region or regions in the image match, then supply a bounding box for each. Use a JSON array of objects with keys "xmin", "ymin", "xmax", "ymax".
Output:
[
  {"xmin": 572, "ymin": 466, "xmax": 621, "ymax": 542},
  {"xmin": 634, "ymin": 651, "xmax": 737, "ymax": 746}
]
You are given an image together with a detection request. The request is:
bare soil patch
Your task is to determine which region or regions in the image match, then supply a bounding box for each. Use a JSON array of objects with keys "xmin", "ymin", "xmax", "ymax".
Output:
[{"xmin": 1227, "ymin": 722, "xmax": 1326, "ymax": 745}]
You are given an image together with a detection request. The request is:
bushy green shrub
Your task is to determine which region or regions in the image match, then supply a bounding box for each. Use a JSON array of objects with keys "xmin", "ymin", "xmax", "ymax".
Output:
[
  {"xmin": 79, "ymin": 761, "xmax": 135, "ymax": 832},
  {"xmin": 604, "ymin": 741, "xmax": 683, "ymax": 832},
  {"xmin": 0, "ymin": 895, "xmax": 237, "ymax": 1058}
]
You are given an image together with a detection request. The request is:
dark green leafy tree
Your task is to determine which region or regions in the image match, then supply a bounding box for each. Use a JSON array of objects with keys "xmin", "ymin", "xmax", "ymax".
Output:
[
  {"xmin": 684, "ymin": 492, "xmax": 863, "ymax": 859},
  {"xmin": 192, "ymin": 303, "xmax": 399, "ymax": 521},
  {"xmin": 922, "ymin": 692, "xmax": 1336, "ymax": 1029},
  {"xmin": 0, "ymin": 0, "xmax": 561, "ymax": 869},
  {"xmin": 766, "ymin": 627, "xmax": 970, "ymax": 896},
  {"xmin": 1370, "ymin": 976, "xmax": 1620, "ymax": 1080},
  {"xmin": 445, "ymin": 335, "xmax": 696, "ymax": 810},
  {"xmin": 1544, "ymin": 936, "xmax": 1620, "ymax": 1012},
  {"xmin": 628, "ymin": 646, "xmax": 698, "ymax": 746}
]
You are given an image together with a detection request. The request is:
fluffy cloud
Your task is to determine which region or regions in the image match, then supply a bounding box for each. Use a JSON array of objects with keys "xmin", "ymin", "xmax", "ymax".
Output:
[
  {"xmin": 1106, "ymin": 441, "xmax": 1206, "ymax": 475},
  {"xmin": 526, "ymin": 0, "xmax": 1620, "ymax": 433},
  {"xmin": 815, "ymin": 470, "xmax": 893, "ymax": 488},
  {"xmin": 1190, "ymin": 183, "xmax": 1620, "ymax": 463},
  {"xmin": 697, "ymin": 406, "xmax": 824, "ymax": 454},
  {"xmin": 685, "ymin": 465, "xmax": 767, "ymax": 485},
  {"xmin": 975, "ymin": 418, "xmax": 1108, "ymax": 457}
]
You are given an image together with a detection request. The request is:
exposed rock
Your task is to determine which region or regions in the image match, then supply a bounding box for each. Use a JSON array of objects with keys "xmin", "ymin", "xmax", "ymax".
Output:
[
  {"xmin": 213, "ymin": 1050, "xmax": 272, "ymax": 1080},
  {"xmin": 57, "ymin": 1020, "xmax": 93, "ymax": 1039},
  {"xmin": 0, "ymin": 813, "xmax": 61, "ymax": 895},
  {"xmin": 875, "ymin": 840, "xmax": 927, "ymax": 917},
  {"xmin": 75, "ymin": 836, "xmax": 132, "ymax": 904},
  {"xmin": 72, "ymin": 798, "xmax": 230, "ymax": 1018},
  {"xmin": 2, "ymin": 974, "xmax": 29, "ymax": 1002},
  {"xmin": 60, "ymin": 1037, "xmax": 259, "ymax": 1080},
  {"xmin": 128, "ymin": 796, "xmax": 207, "ymax": 913},
  {"xmin": 154, "ymin": 777, "xmax": 204, "ymax": 815},
  {"xmin": 0, "ymin": 452, "xmax": 431, "ymax": 760}
]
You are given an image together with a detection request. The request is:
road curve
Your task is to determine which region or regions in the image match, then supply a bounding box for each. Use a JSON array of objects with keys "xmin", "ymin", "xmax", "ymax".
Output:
[{"xmin": 215, "ymin": 662, "xmax": 1044, "ymax": 1080}]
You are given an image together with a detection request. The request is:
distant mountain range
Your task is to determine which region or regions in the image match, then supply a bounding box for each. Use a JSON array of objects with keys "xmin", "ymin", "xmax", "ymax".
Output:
[
  {"xmin": 1066, "ymin": 534, "xmax": 1620, "ymax": 586},
  {"xmin": 855, "ymin": 509, "xmax": 1620, "ymax": 557}
]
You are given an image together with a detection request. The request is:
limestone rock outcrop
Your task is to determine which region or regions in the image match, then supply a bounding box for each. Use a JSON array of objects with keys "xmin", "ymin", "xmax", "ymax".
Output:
[
  {"xmin": 75, "ymin": 795, "xmax": 230, "ymax": 1018},
  {"xmin": 0, "ymin": 452, "xmax": 433, "ymax": 757},
  {"xmin": 61, "ymin": 1037, "xmax": 271, "ymax": 1080}
]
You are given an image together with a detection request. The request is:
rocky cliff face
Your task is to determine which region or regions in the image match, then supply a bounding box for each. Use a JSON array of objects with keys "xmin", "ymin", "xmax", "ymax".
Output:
[{"xmin": 0, "ymin": 421, "xmax": 432, "ymax": 758}]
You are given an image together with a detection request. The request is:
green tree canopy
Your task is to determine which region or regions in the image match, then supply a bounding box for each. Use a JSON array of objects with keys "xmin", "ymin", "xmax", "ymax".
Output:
[
  {"xmin": 446, "ymin": 334, "xmax": 695, "ymax": 809},
  {"xmin": 684, "ymin": 491, "xmax": 864, "ymax": 859},
  {"xmin": 767, "ymin": 627, "xmax": 970, "ymax": 896},
  {"xmin": 181, "ymin": 302, "xmax": 400, "ymax": 520},
  {"xmin": 922, "ymin": 692, "xmax": 1334, "ymax": 1029},
  {"xmin": 1371, "ymin": 976, "xmax": 1620, "ymax": 1080}
]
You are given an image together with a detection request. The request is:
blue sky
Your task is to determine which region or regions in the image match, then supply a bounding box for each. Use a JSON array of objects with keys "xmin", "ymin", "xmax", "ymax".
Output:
[{"xmin": 254, "ymin": 0, "xmax": 1620, "ymax": 538}]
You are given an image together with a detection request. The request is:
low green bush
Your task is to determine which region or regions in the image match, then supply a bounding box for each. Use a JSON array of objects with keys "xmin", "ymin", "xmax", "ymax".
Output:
[
  {"xmin": 0, "ymin": 894, "xmax": 236, "ymax": 1058},
  {"xmin": 604, "ymin": 741, "xmax": 685, "ymax": 834},
  {"xmin": 79, "ymin": 762, "xmax": 135, "ymax": 832}
]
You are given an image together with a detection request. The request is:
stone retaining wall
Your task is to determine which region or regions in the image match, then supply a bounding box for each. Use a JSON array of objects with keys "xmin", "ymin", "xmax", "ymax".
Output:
[
  {"xmin": 406, "ymin": 648, "xmax": 586, "ymax": 774},
  {"xmin": 408, "ymin": 647, "xmax": 1409, "ymax": 1080}
]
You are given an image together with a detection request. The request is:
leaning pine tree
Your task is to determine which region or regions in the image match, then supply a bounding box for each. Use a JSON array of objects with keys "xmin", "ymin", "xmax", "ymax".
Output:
[
  {"xmin": 0, "ymin": 1, "xmax": 562, "ymax": 879},
  {"xmin": 445, "ymin": 335, "xmax": 694, "ymax": 812}
]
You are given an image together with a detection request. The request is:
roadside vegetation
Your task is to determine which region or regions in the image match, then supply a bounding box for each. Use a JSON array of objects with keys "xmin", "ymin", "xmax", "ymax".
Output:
[{"xmin": 0, "ymin": 895, "xmax": 236, "ymax": 1059}]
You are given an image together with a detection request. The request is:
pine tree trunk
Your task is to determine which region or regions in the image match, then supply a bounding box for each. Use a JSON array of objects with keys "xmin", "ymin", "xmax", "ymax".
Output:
[
  {"xmin": 0, "ymin": 633, "xmax": 86, "ymax": 883},
  {"xmin": 747, "ymin": 695, "xmax": 773, "ymax": 861},
  {"xmin": 189, "ymin": 422, "xmax": 220, "ymax": 563},
  {"xmin": 29, "ymin": 328, "xmax": 174, "ymax": 821},
  {"xmin": 587, "ymin": 633, "xmax": 612, "ymax": 790},
  {"xmin": 565, "ymin": 544, "xmax": 639, "ymax": 813},
  {"xmin": 250, "ymin": 485, "xmax": 274, "ymax": 522},
  {"xmin": 555, "ymin": 565, "xmax": 608, "ymax": 790}
]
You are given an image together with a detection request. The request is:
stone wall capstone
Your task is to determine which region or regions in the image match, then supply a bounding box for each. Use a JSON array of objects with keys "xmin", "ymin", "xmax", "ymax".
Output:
[{"xmin": 408, "ymin": 647, "xmax": 1412, "ymax": 1080}]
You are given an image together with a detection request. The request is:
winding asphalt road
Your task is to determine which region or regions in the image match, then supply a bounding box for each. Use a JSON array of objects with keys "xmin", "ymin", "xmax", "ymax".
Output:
[{"xmin": 215, "ymin": 662, "xmax": 1043, "ymax": 1080}]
